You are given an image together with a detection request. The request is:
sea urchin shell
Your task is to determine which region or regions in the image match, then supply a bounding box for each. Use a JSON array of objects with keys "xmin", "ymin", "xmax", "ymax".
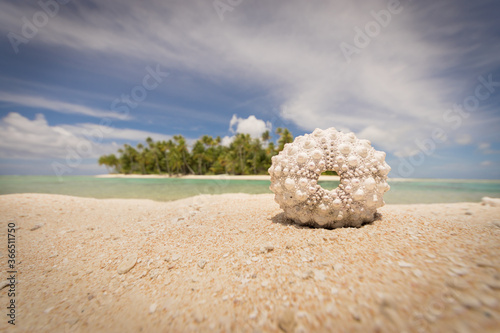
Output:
[{"xmin": 268, "ymin": 128, "xmax": 390, "ymax": 228}]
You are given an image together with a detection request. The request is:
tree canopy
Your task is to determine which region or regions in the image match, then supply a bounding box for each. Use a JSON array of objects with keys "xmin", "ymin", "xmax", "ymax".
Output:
[{"xmin": 98, "ymin": 127, "xmax": 295, "ymax": 175}]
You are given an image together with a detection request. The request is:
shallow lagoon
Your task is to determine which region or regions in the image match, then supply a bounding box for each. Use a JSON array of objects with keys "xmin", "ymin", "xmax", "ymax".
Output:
[{"xmin": 1, "ymin": 176, "xmax": 499, "ymax": 204}]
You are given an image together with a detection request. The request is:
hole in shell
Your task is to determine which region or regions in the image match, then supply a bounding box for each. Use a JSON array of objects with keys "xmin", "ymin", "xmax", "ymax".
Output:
[{"xmin": 318, "ymin": 170, "xmax": 339, "ymax": 191}]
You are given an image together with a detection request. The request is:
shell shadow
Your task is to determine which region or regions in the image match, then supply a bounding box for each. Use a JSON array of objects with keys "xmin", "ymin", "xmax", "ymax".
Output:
[{"xmin": 270, "ymin": 212, "xmax": 382, "ymax": 230}]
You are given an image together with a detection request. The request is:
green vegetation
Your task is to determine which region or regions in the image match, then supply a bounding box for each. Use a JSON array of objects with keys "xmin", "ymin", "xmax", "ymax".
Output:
[{"xmin": 98, "ymin": 128, "xmax": 295, "ymax": 175}]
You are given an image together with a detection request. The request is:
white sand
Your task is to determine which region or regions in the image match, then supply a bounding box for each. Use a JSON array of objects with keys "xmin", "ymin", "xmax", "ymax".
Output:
[{"xmin": 1, "ymin": 193, "xmax": 500, "ymax": 332}]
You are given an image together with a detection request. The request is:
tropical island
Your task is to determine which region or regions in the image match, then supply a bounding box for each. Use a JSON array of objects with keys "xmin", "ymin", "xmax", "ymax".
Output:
[{"xmin": 98, "ymin": 127, "xmax": 339, "ymax": 176}]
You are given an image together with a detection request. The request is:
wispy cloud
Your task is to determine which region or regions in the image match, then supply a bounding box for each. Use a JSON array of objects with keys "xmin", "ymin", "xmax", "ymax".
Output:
[
  {"xmin": 0, "ymin": 112, "xmax": 176, "ymax": 160},
  {"xmin": 0, "ymin": 92, "xmax": 129, "ymax": 120},
  {"xmin": 60, "ymin": 123, "xmax": 174, "ymax": 142},
  {"xmin": 478, "ymin": 142, "xmax": 500, "ymax": 155}
]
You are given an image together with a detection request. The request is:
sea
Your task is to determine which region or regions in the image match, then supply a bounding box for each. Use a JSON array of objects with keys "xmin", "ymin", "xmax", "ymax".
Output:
[{"xmin": 1, "ymin": 176, "xmax": 499, "ymax": 204}]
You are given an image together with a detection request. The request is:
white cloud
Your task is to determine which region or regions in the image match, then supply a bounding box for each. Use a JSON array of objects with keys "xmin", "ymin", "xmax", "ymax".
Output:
[
  {"xmin": 229, "ymin": 114, "xmax": 272, "ymax": 139},
  {"xmin": 481, "ymin": 160, "xmax": 492, "ymax": 167},
  {"xmin": 357, "ymin": 124, "xmax": 420, "ymax": 157},
  {"xmin": 0, "ymin": 112, "xmax": 176, "ymax": 161},
  {"xmin": 455, "ymin": 134, "xmax": 472, "ymax": 145},
  {"xmin": 477, "ymin": 142, "xmax": 500, "ymax": 154},
  {"xmin": 220, "ymin": 135, "xmax": 234, "ymax": 147},
  {"xmin": 60, "ymin": 123, "xmax": 174, "ymax": 142},
  {"xmin": 0, "ymin": 112, "xmax": 95, "ymax": 159},
  {"xmin": 0, "ymin": 92, "xmax": 129, "ymax": 120},
  {"xmin": 479, "ymin": 142, "xmax": 491, "ymax": 150}
]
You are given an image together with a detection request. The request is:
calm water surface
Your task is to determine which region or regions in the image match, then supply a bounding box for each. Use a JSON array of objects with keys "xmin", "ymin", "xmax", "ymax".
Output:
[{"xmin": 0, "ymin": 176, "xmax": 499, "ymax": 204}]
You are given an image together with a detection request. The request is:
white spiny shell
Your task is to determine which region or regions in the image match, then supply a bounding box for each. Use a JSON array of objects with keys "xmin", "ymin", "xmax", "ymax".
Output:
[
  {"xmin": 268, "ymin": 127, "xmax": 390, "ymax": 228},
  {"xmin": 312, "ymin": 149, "xmax": 323, "ymax": 160},
  {"xmin": 297, "ymin": 153, "xmax": 307, "ymax": 164},
  {"xmin": 347, "ymin": 155, "xmax": 358, "ymax": 166}
]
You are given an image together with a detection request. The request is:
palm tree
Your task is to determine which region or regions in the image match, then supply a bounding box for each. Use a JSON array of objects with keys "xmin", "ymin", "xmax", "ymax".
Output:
[
  {"xmin": 208, "ymin": 138, "xmax": 226, "ymax": 174},
  {"xmin": 157, "ymin": 140, "xmax": 174, "ymax": 176},
  {"xmin": 146, "ymin": 137, "xmax": 162, "ymax": 174},
  {"xmin": 261, "ymin": 130, "xmax": 271, "ymax": 142},
  {"xmin": 276, "ymin": 127, "xmax": 293, "ymax": 152},
  {"xmin": 116, "ymin": 148, "xmax": 128, "ymax": 173},
  {"xmin": 264, "ymin": 141, "xmax": 276, "ymax": 171},
  {"xmin": 136, "ymin": 143, "xmax": 146, "ymax": 174},
  {"xmin": 231, "ymin": 133, "xmax": 252, "ymax": 174},
  {"xmin": 192, "ymin": 140, "xmax": 206, "ymax": 175},
  {"xmin": 249, "ymin": 138, "xmax": 262, "ymax": 174},
  {"xmin": 123, "ymin": 144, "xmax": 139, "ymax": 174},
  {"xmin": 218, "ymin": 149, "xmax": 237, "ymax": 174},
  {"xmin": 98, "ymin": 154, "xmax": 119, "ymax": 173},
  {"xmin": 173, "ymin": 135, "xmax": 195, "ymax": 175}
]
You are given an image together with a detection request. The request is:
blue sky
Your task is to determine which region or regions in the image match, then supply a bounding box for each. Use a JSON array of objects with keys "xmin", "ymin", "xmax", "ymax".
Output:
[{"xmin": 0, "ymin": 0, "xmax": 499, "ymax": 178}]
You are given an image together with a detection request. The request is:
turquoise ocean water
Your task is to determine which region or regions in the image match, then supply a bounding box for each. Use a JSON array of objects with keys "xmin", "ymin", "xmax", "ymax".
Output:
[{"xmin": 0, "ymin": 176, "xmax": 499, "ymax": 204}]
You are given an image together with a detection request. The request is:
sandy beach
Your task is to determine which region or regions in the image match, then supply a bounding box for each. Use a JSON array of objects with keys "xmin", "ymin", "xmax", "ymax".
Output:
[{"xmin": 1, "ymin": 193, "xmax": 500, "ymax": 332}]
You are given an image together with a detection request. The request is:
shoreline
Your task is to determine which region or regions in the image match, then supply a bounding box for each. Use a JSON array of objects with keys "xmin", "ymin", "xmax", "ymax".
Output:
[
  {"xmin": 1, "ymin": 193, "xmax": 500, "ymax": 331},
  {"xmin": 94, "ymin": 174, "xmax": 341, "ymax": 181},
  {"xmin": 95, "ymin": 174, "xmax": 274, "ymax": 180},
  {"xmin": 94, "ymin": 174, "xmax": 500, "ymax": 183}
]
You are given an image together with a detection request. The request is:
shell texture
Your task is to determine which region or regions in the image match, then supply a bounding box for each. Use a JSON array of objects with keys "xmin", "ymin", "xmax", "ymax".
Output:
[{"xmin": 268, "ymin": 128, "xmax": 390, "ymax": 228}]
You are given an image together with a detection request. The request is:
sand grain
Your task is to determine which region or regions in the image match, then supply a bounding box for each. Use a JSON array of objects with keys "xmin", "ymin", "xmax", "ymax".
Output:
[{"xmin": 0, "ymin": 193, "xmax": 499, "ymax": 332}]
